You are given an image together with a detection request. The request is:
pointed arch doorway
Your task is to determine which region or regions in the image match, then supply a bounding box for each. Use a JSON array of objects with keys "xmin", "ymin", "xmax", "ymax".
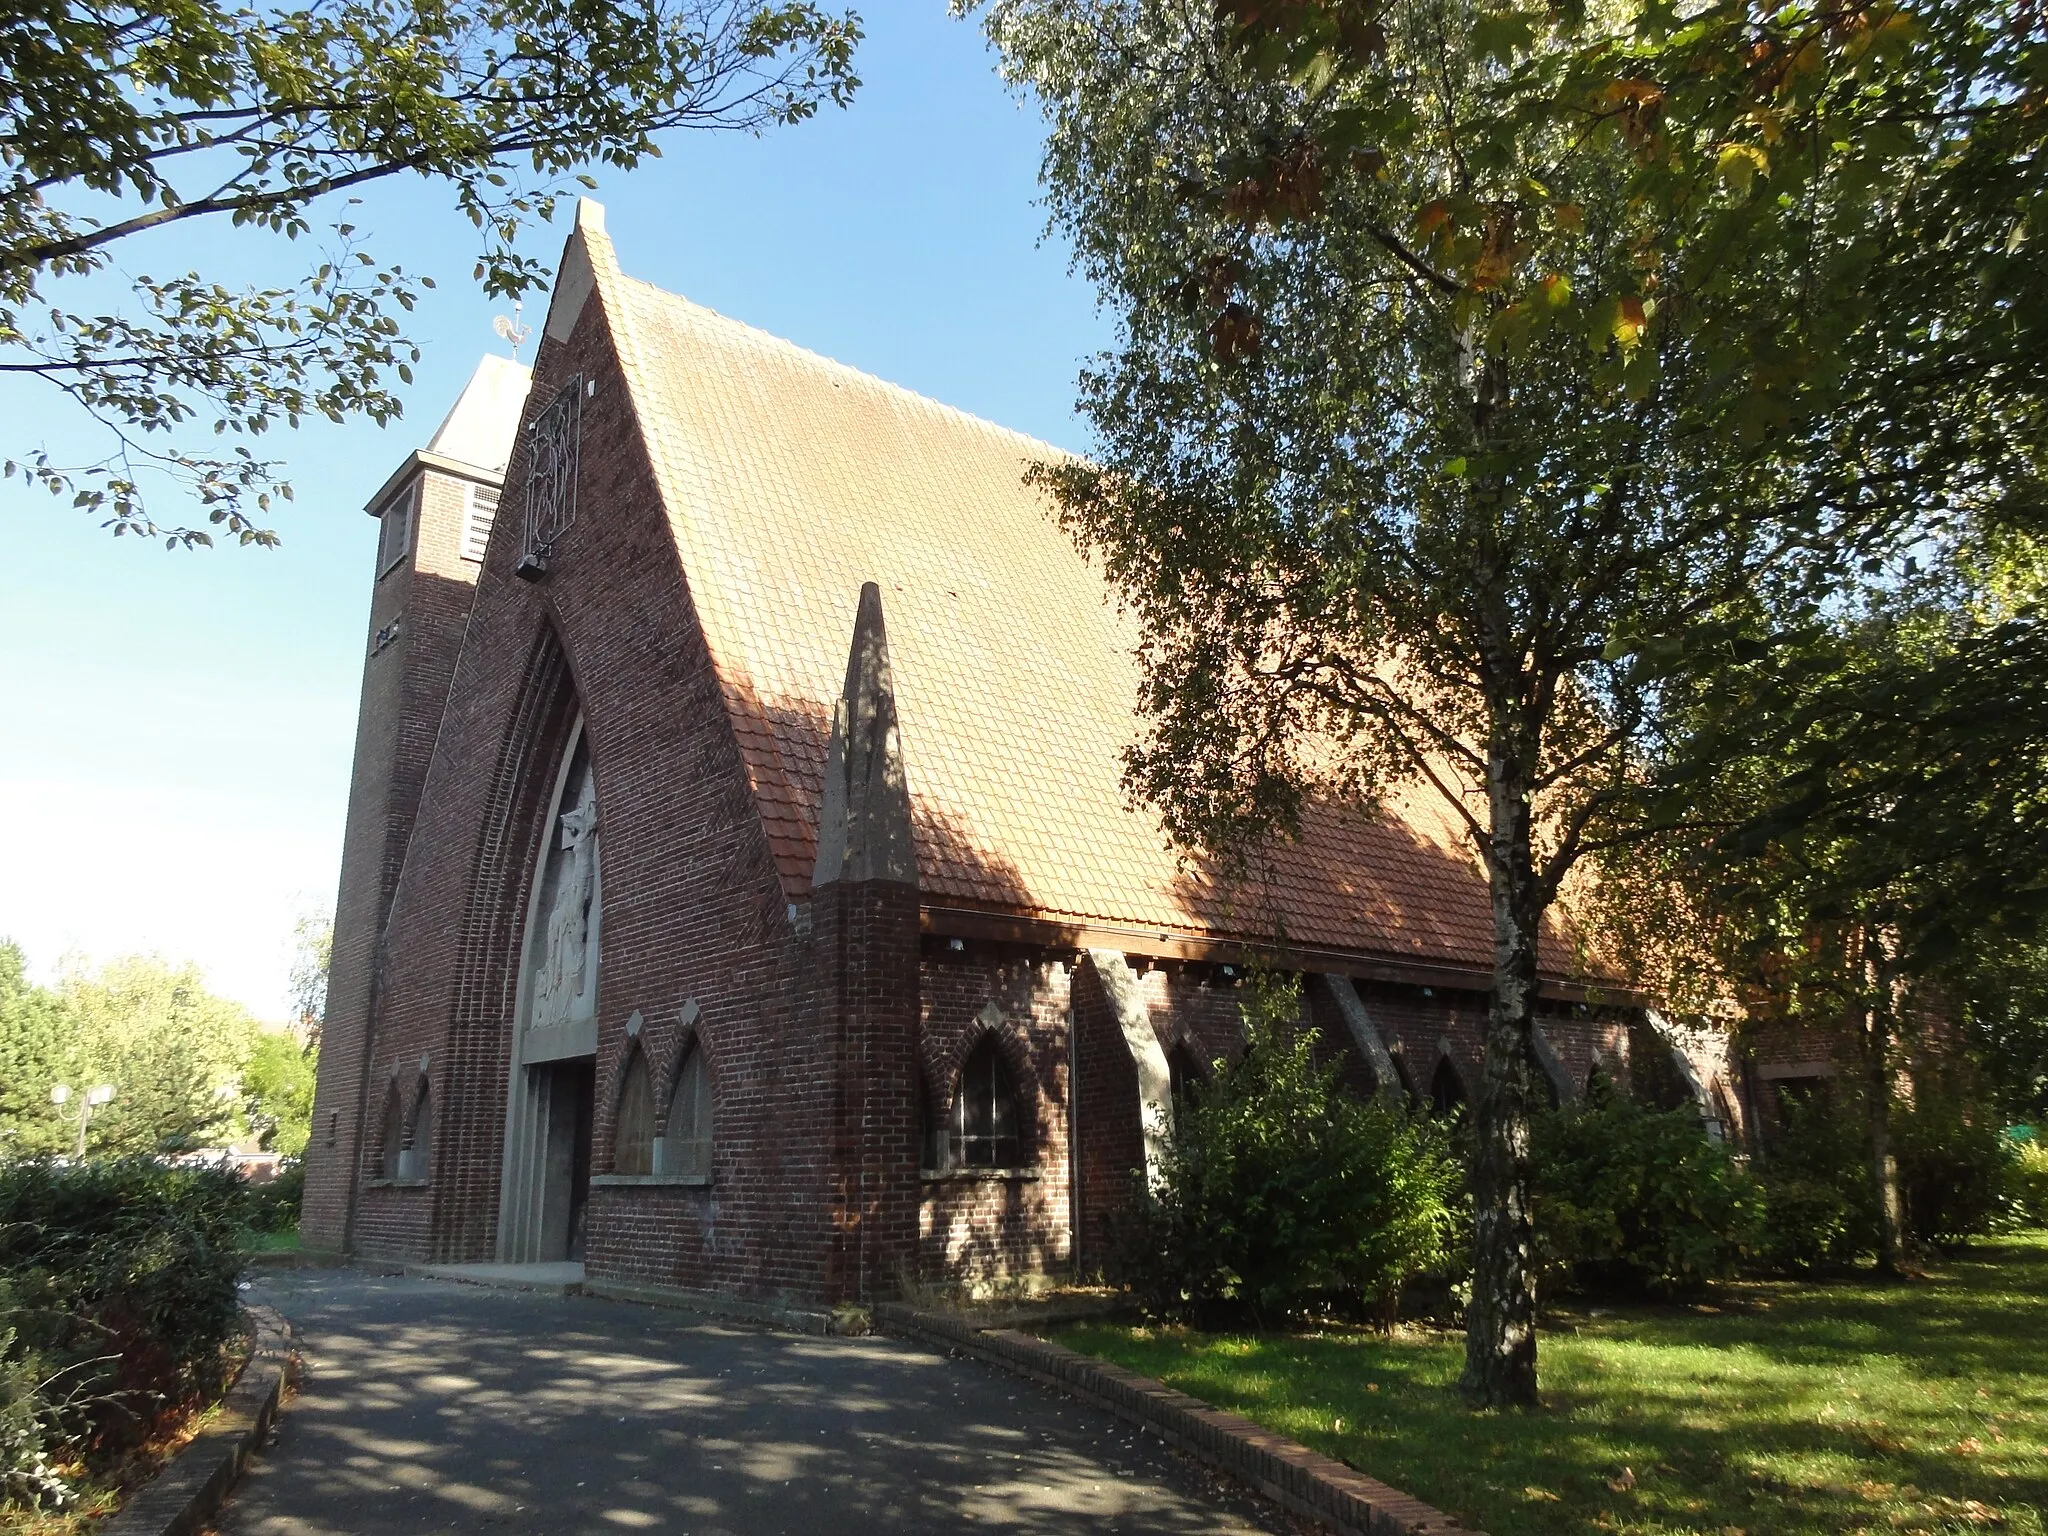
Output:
[{"xmin": 497, "ymin": 717, "xmax": 601, "ymax": 1263}]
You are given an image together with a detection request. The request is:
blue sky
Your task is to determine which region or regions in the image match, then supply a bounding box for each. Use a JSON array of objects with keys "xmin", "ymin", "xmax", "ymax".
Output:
[{"xmin": 0, "ymin": 3, "xmax": 1107, "ymax": 1016}]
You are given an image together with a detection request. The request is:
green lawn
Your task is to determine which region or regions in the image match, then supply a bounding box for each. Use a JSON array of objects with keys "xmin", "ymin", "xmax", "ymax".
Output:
[
  {"xmin": 240, "ymin": 1226, "xmax": 301, "ymax": 1254},
  {"xmin": 1054, "ymin": 1233, "xmax": 2048, "ymax": 1536}
]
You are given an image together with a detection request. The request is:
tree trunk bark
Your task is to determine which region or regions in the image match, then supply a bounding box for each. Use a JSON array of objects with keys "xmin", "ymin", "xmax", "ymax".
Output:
[
  {"xmin": 1461, "ymin": 741, "xmax": 1542, "ymax": 1408},
  {"xmin": 1863, "ymin": 932, "xmax": 1907, "ymax": 1276}
]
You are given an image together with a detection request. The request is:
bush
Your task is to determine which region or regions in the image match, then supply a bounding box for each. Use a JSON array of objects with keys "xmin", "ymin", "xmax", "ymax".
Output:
[
  {"xmin": 0, "ymin": 1157, "xmax": 248, "ymax": 1474},
  {"xmin": 1748, "ymin": 1071, "xmax": 2011, "ymax": 1269},
  {"xmin": 1117, "ymin": 977, "xmax": 1465, "ymax": 1324},
  {"xmin": 0, "ymin": 1325, "xmax": 69, "ymax": 1511},
  {"xmin": 1893, "ymin": 1075, "xmax": 2011, "ymax": 1250},
  {"xmin": 244, "ymin": 1161, "xmax": 304, "ymax": 1234},
  {"xmin": 1533, "ymin": 1081, "xmax": 1761, "ymax": 1295},
  {"xmin": 1751, "ymin": 1090, "xmax": 1879, "ymax": 1273},
  {"xmin": 1998, "ymin": 1135, "xmax": 2048, "ymax": 1229}
]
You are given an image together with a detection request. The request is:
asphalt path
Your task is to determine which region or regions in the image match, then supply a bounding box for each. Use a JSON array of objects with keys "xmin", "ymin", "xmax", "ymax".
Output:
[{"xmin": 215, "ymin": 1270, "xmax": 1290, "ymax": 1536}]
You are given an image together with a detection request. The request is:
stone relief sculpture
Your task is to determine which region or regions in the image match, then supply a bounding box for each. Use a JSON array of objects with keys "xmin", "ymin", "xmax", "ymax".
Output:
[{"xmin": 531, "ymin": 779, "xmax": 599, "ymax": 1033}]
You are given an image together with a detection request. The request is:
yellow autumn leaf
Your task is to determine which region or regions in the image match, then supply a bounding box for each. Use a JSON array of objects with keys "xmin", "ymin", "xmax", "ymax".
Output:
[{"xmin": 1717, "ymin": 143, "xmax": 1770, "ymax": 198}]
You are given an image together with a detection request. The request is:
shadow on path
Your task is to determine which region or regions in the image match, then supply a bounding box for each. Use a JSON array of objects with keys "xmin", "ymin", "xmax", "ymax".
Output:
[{"xmin": 215, "ymin": 1271, "xmax": 1286, "ymax": 1536}]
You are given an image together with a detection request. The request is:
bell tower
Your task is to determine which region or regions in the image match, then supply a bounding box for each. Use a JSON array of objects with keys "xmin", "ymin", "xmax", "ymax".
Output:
[{"xmin": 301, "ymin": 354, "xmax": 532, "ymax": 1254}]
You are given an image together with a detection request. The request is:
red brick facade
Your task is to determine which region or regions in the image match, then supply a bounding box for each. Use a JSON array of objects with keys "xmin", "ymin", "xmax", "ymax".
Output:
[{"xmin": 303, "ymin": 457, "xmax": 500, "ymax": 1252}]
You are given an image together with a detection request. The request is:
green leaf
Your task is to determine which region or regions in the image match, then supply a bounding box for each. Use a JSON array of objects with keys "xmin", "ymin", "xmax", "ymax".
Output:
[{"xmin": 1471, "ymin": 9, "xmax": 1536, "ymax": 64}]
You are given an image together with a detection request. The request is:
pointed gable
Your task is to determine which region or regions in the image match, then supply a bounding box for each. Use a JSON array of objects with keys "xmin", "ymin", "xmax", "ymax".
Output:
[{"xmin": 561, "ymin": 204, "xmax": 1574, "ymax": 981}]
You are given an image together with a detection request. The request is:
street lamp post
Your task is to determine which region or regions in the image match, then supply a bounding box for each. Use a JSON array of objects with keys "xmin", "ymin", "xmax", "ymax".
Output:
[{"xmin": 50, "ymin": 1082, "xmax": 116, "ymax": 1160}]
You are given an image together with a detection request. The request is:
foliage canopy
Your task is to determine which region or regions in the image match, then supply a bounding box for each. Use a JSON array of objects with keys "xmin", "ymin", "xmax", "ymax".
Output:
[
  {"xmin": 1, "ymin": 0, "xmax": 861, "ymax": 545},
  {"xmin": 0, "ymin": 941, "xmax": 315, "ymax": 1158},
  {"xmin": 976, "ymin": 0, "xmax": 2043, "ymax": 1401}
]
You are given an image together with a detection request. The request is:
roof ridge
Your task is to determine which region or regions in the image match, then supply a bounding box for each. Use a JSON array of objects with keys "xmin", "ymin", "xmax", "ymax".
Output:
[{"xmin": 613, "ymin": 273, "xmax": 1077, "ymax": 468}]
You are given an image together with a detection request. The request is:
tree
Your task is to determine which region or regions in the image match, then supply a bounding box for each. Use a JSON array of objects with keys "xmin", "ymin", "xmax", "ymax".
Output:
[
  {"xmin": 3, "ymin": 944, "xmax": 324, "ymax": 1159},
  {"xmin": 1959, "ymin": 937, "xmax": 2048, "ymax": 1125},
  {"xmin": 0, "ymin": 942, "xmax": 80, "ymax": 1157},
  {"xmin": 1602, "ymin": 560, "xmax": 2048, "ymax": 1269},
  {"xmin": 2, "ymin": 0, "xmax": 861, "ymax": 546},
  {"xmin": 973, "ymin": 0, "xmax": 2024, "ymax": 1402},
  {"xmin": 287, "ymin": 910, "xmax": 331, "ymax": 1046},
  {"xmin": 58, "ymin": 956, "xmax": 259, "ymax": 1155},
  {"xmin": 242, "ymin": 1030, "xmax": 317, "ymax": 1156}
]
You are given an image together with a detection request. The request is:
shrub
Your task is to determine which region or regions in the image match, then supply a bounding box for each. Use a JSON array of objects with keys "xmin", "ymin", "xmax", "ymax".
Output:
[
  {"xmin": 0, "ymin": 1324, "xmax": 70, "ymax": 1511},
  {"xmin": 1533, "ymin": 1082, "xmax": 1761, "ymax": 1295},
  {"xmin": 1117, "ymin": 977, "xmax": 1465, "ymax": 1324},
  {"xmin": 1748, "ymin": 1070, "xmax": 2011, "ymax": 1268},
  {"xmin": 245, "ymin": 1161, "xmax": 305, "ymax": 1234},
  {"xmin": 1998, "ymin": 1135, "xmax": 2048, "ymax": 1229},
  {"xmin": 0, "ymin": 1158, "xmax": 247, "ymax": 1463},
  {"xmin": 1751, "ymin": 1089, "xmax": 1879, "ymax": 1273},
  {"xmin": 1893, "ymin": 1075, "xmax": 2011, "ymax": 1250}
]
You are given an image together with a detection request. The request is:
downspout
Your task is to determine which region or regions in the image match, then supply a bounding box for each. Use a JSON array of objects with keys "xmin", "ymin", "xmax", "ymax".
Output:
[{"xmin": 1066, "ymin": 969, "xmax": 1081, "ymax": 1276}]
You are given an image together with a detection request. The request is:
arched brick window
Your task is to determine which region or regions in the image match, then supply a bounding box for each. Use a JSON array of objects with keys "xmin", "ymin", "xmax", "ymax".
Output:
[
  {"xmin": 1390, "ymin": 1053, "xmax": 1417, "ymax": 1107},
  {"xmin": 1430, "ymin": 1057, "xmax": 1468, "ymax": 1120},
  {"xmin": 382, "ymin": 1077, "xmax": 431, "ymax": 1182},
  {"xmin": 378, "ymin": 1081, "xmax": 406, "ymax": 1180},
  {"xmin": 662, "ymin": 1044, "xmax": 711, "ymax": 1177},
  {"xmin": 1167, "ymin": 1042, "xmax": 1205, "ymax": 1115},
  {"xmin": 614, "ymin": 1047, "xmax": 655, "ymax": 1175},
  {"xmin": 952, "ymin": 1036, "xmax": 1022, "ymax": 1169},
  {"xmin": 406, "ymin": 1078, "xmax": 433, "ymax": 1181},
  {"xmin": 1711, "ymin": 1079, "xmax": 1738, "ymax": 1141}
]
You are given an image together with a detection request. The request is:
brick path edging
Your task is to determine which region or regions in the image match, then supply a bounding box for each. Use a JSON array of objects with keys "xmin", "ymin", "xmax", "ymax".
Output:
[
  {"xmin": 873, "ymin": 1304, "xmax": 1482, "ymax": 1536},
  {"xmin": 100, "ymin": 1304, "xmax": 294, "ymax": 1536}
]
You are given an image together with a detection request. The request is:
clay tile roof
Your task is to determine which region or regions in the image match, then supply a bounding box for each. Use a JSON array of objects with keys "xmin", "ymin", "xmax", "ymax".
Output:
[{"xmin": 601, "ymin": 249, "xmax": 1584, "ymax": 982}]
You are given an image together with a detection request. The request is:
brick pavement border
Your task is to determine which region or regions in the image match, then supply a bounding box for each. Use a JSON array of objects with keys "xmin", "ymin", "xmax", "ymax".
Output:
[
  {"xmin": 873, "ymin": 1304, "xmax": 1482, "ymax": 1536},
  {"xmin": 100, "ymin": 1305, "xmax": 294, "ymax": 1536}
]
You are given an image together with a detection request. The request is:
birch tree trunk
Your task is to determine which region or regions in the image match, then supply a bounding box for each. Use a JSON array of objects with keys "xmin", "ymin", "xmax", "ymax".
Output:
[
  {"xmin": 1462, "ymin": 740, "xmax": 1542, "ymax": 1407},
  {"xmin": 1863, "ymin": 931, "xmax": 1908, "ymax": 1275}
]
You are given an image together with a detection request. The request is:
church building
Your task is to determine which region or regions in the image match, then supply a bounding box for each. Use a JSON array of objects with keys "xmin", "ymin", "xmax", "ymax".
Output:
[{"xmin": 301, "ymin": 202, "xmax": 1741, "ymax": 1302}]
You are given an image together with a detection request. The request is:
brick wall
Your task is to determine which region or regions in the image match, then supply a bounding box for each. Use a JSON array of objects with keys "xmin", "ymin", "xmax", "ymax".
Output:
[
  {"xmin": 818, "ymin": 875, "xmax": 923, "ymax": 1302},
  {"xmin": 916, "ymin": 945, "xmax": 1075, "ymax": 1285},
  {"xmin": 303, "ymin": 466, "xmax": 483, "ymax": 1251}
]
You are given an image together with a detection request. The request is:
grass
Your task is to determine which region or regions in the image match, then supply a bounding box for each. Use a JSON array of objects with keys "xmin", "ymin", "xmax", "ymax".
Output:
[
  {"xmin": 1054, "ymin": 1233, "xmax": 2048, "ymax": 1536},
  {"xmin": 239, "ymin": 1226, "xmax": 301, "ymax": 1254}
]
